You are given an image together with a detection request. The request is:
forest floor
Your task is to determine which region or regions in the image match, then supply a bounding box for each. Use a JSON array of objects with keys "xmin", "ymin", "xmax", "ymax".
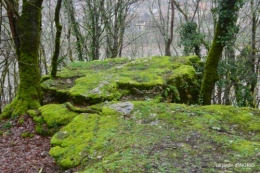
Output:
[{"xmin": 0, "ymin": 114, "xmax": 66, "ymax": 173}]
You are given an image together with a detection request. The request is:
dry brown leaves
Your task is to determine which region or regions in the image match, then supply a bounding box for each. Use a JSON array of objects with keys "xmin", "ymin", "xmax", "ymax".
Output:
[{"xmin": 0, "ymin": 114, "xmax": 62, "ymax": 173}]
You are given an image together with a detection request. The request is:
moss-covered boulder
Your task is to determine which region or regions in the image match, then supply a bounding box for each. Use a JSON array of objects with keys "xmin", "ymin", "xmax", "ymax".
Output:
[
  {"xmin": 28, "ymin": 104, "xmax": 79, "ymax": 135},
  {"xmin": 41, "ymin": 56, "xmax": 201, "ymax": 105},
  {"xmin": 38, "ymin": 56, "xmax": 260, "ymax": 172},
  {"xmin": 48, "ymin": 100, "xmax": 260, "ymax": 172},
  {"xmin": 39, "ymin": 104, "xmax": 78, "ymax": 127}
]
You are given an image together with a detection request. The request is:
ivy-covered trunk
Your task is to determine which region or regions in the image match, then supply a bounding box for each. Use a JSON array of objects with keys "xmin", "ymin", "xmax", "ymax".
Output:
[
  {"xmin": 2, "ymin": 0, "xmax": 43, "ymax": 118},
  {"xmin": 200, "ymin": 0, "xmax": 243, "ymax": 105}
]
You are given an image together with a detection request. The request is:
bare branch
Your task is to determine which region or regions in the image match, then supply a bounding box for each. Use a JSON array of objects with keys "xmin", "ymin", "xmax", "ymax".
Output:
[{"xmin": 171, "ymin": 0, "xmax": 188, "ymax": 22}]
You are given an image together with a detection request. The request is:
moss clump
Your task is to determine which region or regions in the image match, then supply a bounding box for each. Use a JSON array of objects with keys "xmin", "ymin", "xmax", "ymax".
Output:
[
  {"xmin": 41, "ymin": 75, "xmax": 51, "ymax": 82},
  {"xmin": 18, "ymin": 117, "xmax": 25, "ymax": 124},
  {"xmin": 20, "ymin": 131, "xmax": 34, "ymax": 138},
  {"xmin": 39, "ymin": 104, "xmax": 78, "ymax": 127},
  {"xmin": 27, "ymin": 109, "xmax": 39, "ymax": 118},
  {"xmin": 31, "ymin": 104, "xmax": 79, "ymax": 136},
  {"xmin": 229, "ymin": 140, "xmax": 260, "ymax": 156}
]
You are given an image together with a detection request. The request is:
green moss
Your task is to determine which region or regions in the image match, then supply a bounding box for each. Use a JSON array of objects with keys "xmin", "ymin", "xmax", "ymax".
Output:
[
  {"xmin": 38, "ymin": 55, "xmax": 260, "ymax": 172},
  {"xmin": 57, "ymin": 58, "xmax": 130, "ymax": 78},
  {"xmin": 69, "ymin": 73, "xmax": 122, "ymax": 104},
  {"xmin": 13, "ymin": 99, "xmax": 29, "ymax": 116},
  {"xmin": 229, "ymin": 140, "xmax": 260, "ymax": 156},
  {"xmin": 101, "ymin": 107, "xmax": 121, "ymax": 116},
  {"xmin": 46, "ymin": 100, "xmax": 260, "ymax": 172},
  {"xmin": 33, "ymin": 116, "xmax": 44, "ymax": 123},
  {"xmin": 42, "ymin": 56, "xmax": 201, "ymax": 105},
  {"xmin": 248, "ymin": 123, "xmax": 260, "ymax": 132},
  {"xmin": 27, "ymin": 109, "xmax": 39, "ymax": 118},
  {"xmin": 39, "ymin": 104, "xmax": 78, "ymax": 127},
  {"xmin": 35, "ymin": 124, "xmax": 43, "ymax": 133},
  {"xmin": 18, "ymin": 117, "xmax": 25, "ymax": 124},
  {"xmin": 21, "ymin": 131, "xmax": 34, "ymax": 138},
  {"xmin": 1, "ymin": 78, "xmax": 42, "ymax": 117},
  {"xmin": 196, "ymin": 105, "xmax": 260, "ymax": 132},
  {"xmin": 184, "ymin": 55, "xmax": 200, "ymax": 63},
  {"xmin": 49, "ymin": 113, "xmax": 119, "ymax": 168},
  {"xmin": 41, "ymin": 75, "xmax": 51, "ymax": 82},
  {"xmin": 1, "ymin": 98, "xmax": 18, "ymax": 118}
]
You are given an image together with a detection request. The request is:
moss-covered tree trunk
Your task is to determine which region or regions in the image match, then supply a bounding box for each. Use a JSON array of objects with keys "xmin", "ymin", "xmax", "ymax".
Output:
[
  {"xmin": 2, "ymin": 0, "xmax": 43, "ymax": 118},
  {"xmin": 200, "ymin": 0, "xmax": 243, "ymax": 105},
  {"xmin": 51, "ymin": 0, "xmax": 62, "ymax": 78}
]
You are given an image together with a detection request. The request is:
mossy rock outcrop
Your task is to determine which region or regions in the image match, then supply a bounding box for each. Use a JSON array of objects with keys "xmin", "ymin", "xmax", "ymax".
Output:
[
  {"xmin": 46, "ymin": 100, "xmax": 260, "ymax": 172},
  {"xmin": 27, "ymin": 104, "xmax": 79, "ymax": 136},
  {"xmin": 37, "ymin": 56, "xmax": 260, "ymax": 172},
  {"xmin": 41, "ymin": 56, "xmax": 201, "ymax": 105}
]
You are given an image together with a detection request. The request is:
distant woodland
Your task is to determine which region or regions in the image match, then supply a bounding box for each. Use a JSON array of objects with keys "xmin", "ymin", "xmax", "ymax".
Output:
[{"xmin": 0, "ymin": 0, "xmax": 260, "ymax": 114}]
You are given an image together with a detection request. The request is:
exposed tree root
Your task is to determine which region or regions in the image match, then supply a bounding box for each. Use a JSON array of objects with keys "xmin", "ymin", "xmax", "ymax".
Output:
[{"xmin": 65, "ymin": 102, "xmax": 101, "ymax": 114}]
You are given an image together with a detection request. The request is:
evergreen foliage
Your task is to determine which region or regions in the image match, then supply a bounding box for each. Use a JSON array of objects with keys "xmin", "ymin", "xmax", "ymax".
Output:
[{"xmin": 177, "ymin": 22, "xmax": 209, "ymax": 57}]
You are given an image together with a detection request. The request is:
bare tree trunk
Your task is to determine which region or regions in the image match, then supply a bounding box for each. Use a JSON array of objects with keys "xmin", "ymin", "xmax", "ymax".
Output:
[
  {"xmin": 7, "ymin": 60, "xmax": 12, "ymax": 102},
  {"xmin": 150, "ymin": 0, "xmax": 175, "ymax": 56},
  {"xmin": 0, "ymin": 59, "xmax": 8, "ymax": 114},
  {"xmin": 6, "ymin": 1, "xmax": 20, "ymax": 54},
  {"xmin": 165, "ymin": 0, "xmax": 174, "ymax": 56},
  {"xmin": 102, "ymin": 0, "xmax": 136, "ymax": 59},
  {"xmin": 248, "ymin": 0, "xmax": 258, "ymax": 107},
  {"xmin": 51, "ymin": 0, "xmax": 62, "ymax": 78},
  {"xmin": 40, "ymin": 43, "xmax": 48, "ymax": 75},
  {"xmin": 64, "ymin": 0, "xmax": 84, "ymax": 61},
  {"xmin": 223, "ymin": 47, "xmax": 235, "ymax": 105},
  {"xmin": 0, "ymin": 2, "xmax": 2, "ymax": 42},
  {"xmin": 217, "ymin": 85, "xmax": 222, "ymax": 104},
  {"xmin": 67, "ymin": 28, "xmax": 74, "ymax": 62},
  {"xmin": 86, "ymin": 0, "xmax": 103, "ymax": 60}
]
